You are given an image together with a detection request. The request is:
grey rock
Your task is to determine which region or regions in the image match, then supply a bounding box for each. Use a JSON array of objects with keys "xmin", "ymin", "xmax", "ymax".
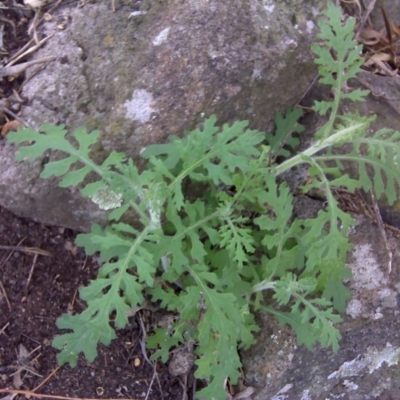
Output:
[{"xmin": 0, "ymin": 0, "xmax": 327, "ymax": 230}]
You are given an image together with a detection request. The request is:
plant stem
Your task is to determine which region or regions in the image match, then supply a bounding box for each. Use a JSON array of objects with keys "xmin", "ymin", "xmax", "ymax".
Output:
[{"xmin": 274, "ymin": 120, "xmax": 369, "ymax": 176}]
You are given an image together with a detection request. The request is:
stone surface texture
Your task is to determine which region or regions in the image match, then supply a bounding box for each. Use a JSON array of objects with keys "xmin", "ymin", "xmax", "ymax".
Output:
[{"xmin": 0, "ymin": 0, "xmax": 326, "ymax": 230}]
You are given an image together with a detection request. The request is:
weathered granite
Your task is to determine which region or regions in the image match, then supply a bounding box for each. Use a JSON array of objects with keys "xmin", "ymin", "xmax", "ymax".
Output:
[{"xmin": 0, "ymin": 0, "xmax": 326, "ymax": 230}]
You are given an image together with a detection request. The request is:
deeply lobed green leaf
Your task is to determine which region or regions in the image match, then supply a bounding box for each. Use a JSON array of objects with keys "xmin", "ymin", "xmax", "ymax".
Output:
[{"xmin": 7, "ymin": 3, "xmax": 400, "ymax": 399}]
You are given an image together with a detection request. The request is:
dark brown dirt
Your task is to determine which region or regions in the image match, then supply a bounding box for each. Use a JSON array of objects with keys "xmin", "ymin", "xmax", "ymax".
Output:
[{"xmin": 0, "ymin": 205, "xmax": 184, "ymax": 400}]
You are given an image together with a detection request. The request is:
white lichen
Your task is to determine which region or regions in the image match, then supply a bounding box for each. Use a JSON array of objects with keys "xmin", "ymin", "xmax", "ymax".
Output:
[
  {"xmin": 346, "ymin": 298, "xmax": 363, "ymax": 319},
  {"xmin": 153, "ymin": 27, "xmax": 170, "ymax": 46},
  {"xmin": 306, "ymin": 20, "xmax": 315, "ymax": 34},
  {"xmin": 264, "ymin": 5, "xmax": 274, "ymax": 13},
  {"xmin": 124, "ymin": 89, "xmax": 155, "ymax": 123},
  {"xmin": 350, "ymin": 244, "xmax": 387, "ymax": 291},
  {"xmin": 271, "ymin": 383, "xmax": 293, "ymax": 400},
  {"xmin": 368, "ymin": 343, "xmax": 400, "ymax": 373},
  {"xmin": 129, "ymin": 11, "xmax": 147, "ymax": 18},
  {"xmin": 91, "ymin": 188, "xmax": 122, "ymax": 210},
  {"xmin": 328, "ymin": 343, "xmax": 400, "ymax": 380}
]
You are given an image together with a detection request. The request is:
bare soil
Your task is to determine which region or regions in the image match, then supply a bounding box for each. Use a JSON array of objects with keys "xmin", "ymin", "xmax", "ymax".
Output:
[{"xmin": 0, "ymin": 205, "xmax": 184, "ymax": 400}]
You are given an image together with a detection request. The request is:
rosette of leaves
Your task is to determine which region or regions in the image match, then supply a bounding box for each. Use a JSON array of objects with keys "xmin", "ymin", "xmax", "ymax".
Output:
[{"xmin": 7, "ymin": 3, "xmax": 400, "ymax": 399}]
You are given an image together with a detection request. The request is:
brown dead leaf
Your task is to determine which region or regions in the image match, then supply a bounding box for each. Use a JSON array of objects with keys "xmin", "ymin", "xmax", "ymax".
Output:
[
  {"xmin": 359, "ymin": 27, "xmax": 384, "ymax": 45},
  {"xmin": 357, "ymin": 6, "xmax": 400, "ymax": 77},
  {"xmin": 12, "ymin": 371, "xmax": 22, "ymax": 389},
  {"xmin": 43, "ymin": 12, "xmax": 52, "ymax": 21},
  {"xmin": 366, "ymin": 52, "xmax": 392, "ymax": 63},
  {"xmin": 1, "ymin": 120, "xmax": 20, "ymax": 137},
  {"xmin": 392, "ymin": 21, "xmax": 400, "ymax": 38},
  {"xmin": 10, "ymin": 344, "xmax": 42, "ymax": 380},
  {"xmin": 371, "ymin": 58, "xmax": 398, "ymax": 75},
  {"xmin": 232, "ymin": 386, "xmax": 256, "ymax": 400},
  {"xmin": 18, "ymin": 344, "xmax": 29, "ymax": 363}
]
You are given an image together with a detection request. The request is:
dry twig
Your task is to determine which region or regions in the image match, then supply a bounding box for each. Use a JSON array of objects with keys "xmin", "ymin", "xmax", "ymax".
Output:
[
  {"xmin": 0, "ymin": 390, "xmax": 141, "ymax": 400},
  {"xmin": 0, "ymin": 321, "xmax": 10, "ymax": 335},
  {"xmin": 0, "ymin": 239, "xmax": 30, "ymax": 311},
  {"xmin": 0, "ymin": 279, "xmax": 11, "ymax": 311},
  {"xmin": 0, "ymin": 245, "xmax": 52, "ymax": 257},
  {"xmin": 6, "ymin": 34, "xmax": 54, "ymax": 67},
  {"xmin": 0, "ymin": 104, "xmax": 31, "ymax": 128},
  {"xmin": 138, "ymin": 313, "xmax": 164, "ymax": 399},
  {"xmin": 26, "ymin": 253, "xmax": 39, "ymax": 289},
  {"xmin": 0, "ymin": 56, "xmax": 56, "ymax": 78},
  {"xmin": 355, "ymin": 0, "xmax": 377, "ymax": 40},
  {"xmin": 32, "ymin": 366, "xmax": 61, "ymax": 392},
  {"xmin": 369, "ymin": 189, "xmax": 392, "ymax": 273}
]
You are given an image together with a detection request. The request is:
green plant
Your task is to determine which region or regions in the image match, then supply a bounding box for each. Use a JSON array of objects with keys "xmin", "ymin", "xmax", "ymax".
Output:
[{"xmin": 6, "ymin": 3, "xmax": 400, "ymax": 399}]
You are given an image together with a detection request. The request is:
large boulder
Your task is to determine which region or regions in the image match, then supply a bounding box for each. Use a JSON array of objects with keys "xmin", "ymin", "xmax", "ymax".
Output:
[{"xmin": 0, "ymin": 0, "xmax": 326, "ymax": 230}]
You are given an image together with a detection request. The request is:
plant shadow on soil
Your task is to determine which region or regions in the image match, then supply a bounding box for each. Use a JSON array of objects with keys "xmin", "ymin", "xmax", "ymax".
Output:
[{"xmin": 0, "ymin": 206, "xmax": 184, "ymax": 400}]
